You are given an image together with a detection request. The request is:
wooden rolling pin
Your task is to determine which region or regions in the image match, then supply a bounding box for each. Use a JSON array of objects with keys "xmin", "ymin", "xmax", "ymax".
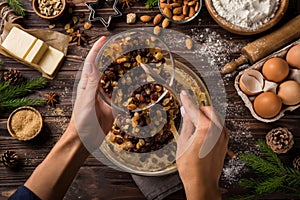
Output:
[{"xmin": 221, "ymin": 15, "xmax": 300, "ymax": 74}]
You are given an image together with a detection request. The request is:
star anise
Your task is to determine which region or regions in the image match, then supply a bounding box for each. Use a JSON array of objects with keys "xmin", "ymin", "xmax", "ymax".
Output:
[
  {"xmin": 44, "ymin": 92, "xmax": 59, "ymax": 107},
  {"xmin": 71, "ymin": 30, "xmax": 88, "ymax": 46},
  {"xmin": 120, "ymin": 0, "xmax": 137, "ymax": 9}
]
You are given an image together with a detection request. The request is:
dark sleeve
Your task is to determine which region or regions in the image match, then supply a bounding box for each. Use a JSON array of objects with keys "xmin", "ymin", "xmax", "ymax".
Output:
[{"xmin": 9, "ymin": 186, "xmax": 40, "ymax": 200}]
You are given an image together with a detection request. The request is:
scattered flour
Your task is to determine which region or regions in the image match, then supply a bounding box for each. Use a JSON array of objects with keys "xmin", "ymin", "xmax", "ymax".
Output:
[{"xmin": 212, "ymin": 0, "xmax": 280, "ymax": 30}]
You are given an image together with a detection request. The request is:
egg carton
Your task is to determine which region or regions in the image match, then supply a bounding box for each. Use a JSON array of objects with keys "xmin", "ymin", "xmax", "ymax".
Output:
[{"xmin": 234, "ymin": 39, "xmax": 300, "ymax": 123}]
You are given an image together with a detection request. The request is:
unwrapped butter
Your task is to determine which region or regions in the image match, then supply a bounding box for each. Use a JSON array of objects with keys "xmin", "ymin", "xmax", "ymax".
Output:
[
  {"xmin": 39, "ymin": 46, "xmax": 64, "ymax": 76},
  {"xmin": 1, "ymin": 27, "xmax": 65, "ymax": 77},
  {"xmin": 25, "ymin": 39, "xmax": 48, "ymax": 64},
  {"xmin": 2, "ymin": 27, "xmax": 37, "ymax": 59}
]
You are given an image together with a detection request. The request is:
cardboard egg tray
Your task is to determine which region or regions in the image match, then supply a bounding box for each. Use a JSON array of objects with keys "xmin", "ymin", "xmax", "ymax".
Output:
[{"xmin": 234, "ymin": 39, "xmax": 300, "ymax": 123}]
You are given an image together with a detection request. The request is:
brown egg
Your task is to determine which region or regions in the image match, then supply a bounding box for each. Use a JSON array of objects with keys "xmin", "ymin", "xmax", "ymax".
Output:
[
  {"xmin": 262, "ymin": 58, "xmax": 289, "ymax": 82},
  {"xmin": 286, "ymin": 44, "xmax": 300, "ymax": 69},
  {"xmin": 278, "ymin": 80, "xmax": 300, "ymax": 105},
  {"xmin": 253, "ymin": 92, "xmax": 282, "ymax": 118}
]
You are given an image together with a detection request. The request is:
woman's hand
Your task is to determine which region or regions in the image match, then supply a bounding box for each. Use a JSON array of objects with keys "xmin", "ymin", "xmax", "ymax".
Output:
[
  {"xmin": 176, "ymin": 90, "xmax": 228, "ymax": 200},
  {"xmin": 73, "ymin": 36, "xmax": 113, "ymax": 150},
  {"xmin": 23, "ymin": 37, "xmax": 113, "ymax": 200}
]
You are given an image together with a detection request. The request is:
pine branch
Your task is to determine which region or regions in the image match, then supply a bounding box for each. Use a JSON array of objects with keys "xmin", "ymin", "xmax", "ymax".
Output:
[
  {"xmin": 145, "ymin": 0, "xmax": 158, "ymax": 8},
  {"xmin": 233, "ymin": 140, "xmax": 300, "ymax": 199},
  {"xmin": 0, "ymin": 77, "xmax": 47, "ymax": 102},
  {"xmin": 257, "ymin": 139, "xmax": 285, "ymax": 170},
  {"xmin": 255, "ymin": 176, "xmax": 285, "ymax": 194},
  {"xmin": 0, "ymin": 98, "xmax": 45, "ymax": 108},
  {"xmin": 0, "ymin": 81, "xmax": 9, "ymax": 92},
  {"xmin": 239, "ymin": 153, "xmax": 283, "ymax": 176},
  {"xmin": 5, "ymin": 0, "xmax": 25, "ymax": 16}
]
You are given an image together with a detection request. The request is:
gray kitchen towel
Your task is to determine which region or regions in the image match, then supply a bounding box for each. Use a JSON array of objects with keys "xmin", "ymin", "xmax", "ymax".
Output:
[{"xmin": 131, "ymin": 172, "xmax": 183, "ymax": 200}]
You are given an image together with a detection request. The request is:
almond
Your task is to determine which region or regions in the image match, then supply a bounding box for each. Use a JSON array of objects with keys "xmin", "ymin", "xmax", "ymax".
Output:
[
  {"xmin": 172, "ymin": 15, "xmax": 184, "ymax": 21},
  {"xmin": 188, "ymin": 0, "xmax": 196, "ymax": 6},
  {"xmin": 173, "ymin": 7, "xmax": 182, "ymax": 15},
  {"xmin": 160, "ymin": 3, "xmax": 171, "ymax": 9},
  {"xmin": 153, "ymin": 14, "xmax": 163, "ymax": 25},
  {"xmin": 140, "ymin": 15, "xmax": 152, "ymax": 23},
  {"xmin": 195, "ymin": 1, "xmax": 200, "ymax": 12},
  {"xmin": 189, "ymin": 6, "xmax": 195, "ymax": 18},
  {"xmin": 162, "ymin": 18, "xmax": 170, "ymax": 28},
  {"xmin": 163, "ymin": 7, "xmax": 172, "ymax": 18},
  {"xmin": 170, "ymin": 3, "xmax": 181, "ymax": 7},
  {"xmin": 153, "ymin": 26, "xmax": 161, "ymax": 35},
  {"xmin": 183, "ymin": 4, "xmax": 189, "ymax": 16},
  {"xmin": 185, "ymin": 38, "xmax": 193, "ymax": 50}
]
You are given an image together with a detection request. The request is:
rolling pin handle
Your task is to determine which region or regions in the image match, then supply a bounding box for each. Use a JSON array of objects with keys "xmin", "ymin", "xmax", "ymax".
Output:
[{"xmin": 221, "ymin": 54, "xmax": 249, "ymax": 74}]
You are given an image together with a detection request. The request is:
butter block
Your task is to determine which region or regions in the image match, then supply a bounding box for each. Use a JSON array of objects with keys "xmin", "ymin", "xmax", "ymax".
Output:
[
  {"xmin": 2, "ymin": 27, "xmax": 37, "ymax": 59},
  {"xmin": 25, "ymin": 39, "xmax": 48, "ymax": 64},
  {"xmin": 39, "ymin": 46, "xmax": 64, "ymax": 76}
]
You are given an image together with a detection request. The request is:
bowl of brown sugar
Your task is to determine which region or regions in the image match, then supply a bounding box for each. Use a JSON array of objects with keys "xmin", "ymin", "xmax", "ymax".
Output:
[{"xmin": 7, "ymin": 106, "xmax": 43, "ymax": 141}]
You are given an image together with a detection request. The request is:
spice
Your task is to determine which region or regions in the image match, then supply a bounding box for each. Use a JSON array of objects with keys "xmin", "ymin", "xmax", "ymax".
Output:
[
  {"xmin": 44, "ymin": 92, "xmax": 59, "ymax": 106},
  {"xmin": 10, "ymin": 109, "xmax": 42, "ymax": 140},
  {"xmin": 212, "ymin": 0, "xmax": 280, "ymax": 30}
]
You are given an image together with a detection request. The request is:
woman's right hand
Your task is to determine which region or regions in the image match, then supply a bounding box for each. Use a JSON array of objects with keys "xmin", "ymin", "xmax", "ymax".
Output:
[{"xmin": 176, "ymin": 90, "xmax": 228, "ymax": 200}]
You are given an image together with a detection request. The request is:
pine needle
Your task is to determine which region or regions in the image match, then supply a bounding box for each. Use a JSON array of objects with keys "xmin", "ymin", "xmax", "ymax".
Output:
[
  {"xmin": 5, "ymin": 0, "xmax": 25, "ymax": 16},
  {"xmin": 0, "ymin": 98, "xmax": 45, "ymax": 108},
  {"xmin": 0, "ymin": 77, "xmax": 47, "ymax": 102},
  {"xmin": 234, "ymin": 140, "xmax": 300, "ymax": 199},
  {"xmin": 0, "ymin": 81, "xmax": 9, "ymax": 92},
  {"xmin": 145, "ymin": 0, "xmax": 158, "ymax": 8}
]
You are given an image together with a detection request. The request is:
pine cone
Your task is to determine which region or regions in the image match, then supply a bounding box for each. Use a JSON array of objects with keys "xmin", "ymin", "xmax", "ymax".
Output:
[
  {"xmin": 293, "ymin": 156, "xmax": 300, "ymax": 170},
  {"xmin": 1, "ymin": 150, "xmax": 19, "ymax": 168},
  {"xmin": 266, "ymin": 127, "xmax": 294, "ymax": 154},
  {"xmin": 3, "ymin": 68, "xmax": 24, "ymax": 86}
]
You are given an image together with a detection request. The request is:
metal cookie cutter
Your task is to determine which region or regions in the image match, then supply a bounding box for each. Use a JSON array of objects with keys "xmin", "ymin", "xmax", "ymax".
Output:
[{"xmin": 85, "ymin": 0, "xmax": 122, "ymax": 28}]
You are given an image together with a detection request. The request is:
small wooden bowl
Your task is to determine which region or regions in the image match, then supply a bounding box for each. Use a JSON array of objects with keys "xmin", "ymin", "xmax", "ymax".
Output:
[
  {"xmin": 7, "ymin": 106, "xmax": 43, "ymax": 141},
  {"xmin": 32, "ymin": 0, "xmax": 66, "ymax": 20},
  {"xmin": 205, "ymin": 0, "xmax": 289, "ymax": 35}
]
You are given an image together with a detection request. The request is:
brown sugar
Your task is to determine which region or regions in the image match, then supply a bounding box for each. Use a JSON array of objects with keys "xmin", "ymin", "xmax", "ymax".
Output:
[{"xmin": 10, "ymin": 109, "xmax": 42, "ymax": 140}]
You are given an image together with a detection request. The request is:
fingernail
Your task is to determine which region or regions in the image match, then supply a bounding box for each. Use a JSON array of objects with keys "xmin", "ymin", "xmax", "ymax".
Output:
[
  {"xmin": 180, "ymin": 106, "xmax": 186, "ymax": 117},
  {"xmin": 85, "ymin": 63, "xmax": 93, "ymax": 74},
  {"xmin": 181, "ymin": 90, "xmax": 187, "ymax": 96}
]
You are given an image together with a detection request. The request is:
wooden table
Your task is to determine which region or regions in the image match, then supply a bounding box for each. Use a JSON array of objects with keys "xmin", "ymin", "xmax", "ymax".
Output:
[{"xmin": 0, "ymin": 0, "xmax": 299, "ymax": 199}]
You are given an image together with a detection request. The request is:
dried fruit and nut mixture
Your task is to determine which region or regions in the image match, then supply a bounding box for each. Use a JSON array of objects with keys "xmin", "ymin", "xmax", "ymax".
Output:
[
  {"xmin": 108, "ymin": 83, "xmax": 181, "ymax": 153},
  {"xmin": 99, "ymin": 33, "xmax": 181, "ymax": 153}
]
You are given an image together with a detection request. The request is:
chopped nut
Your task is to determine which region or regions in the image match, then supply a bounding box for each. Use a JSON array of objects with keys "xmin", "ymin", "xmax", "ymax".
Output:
[
  {"xmin": 84, "ymin": 22, "xmax": 92, "ymax": 30},
  {"xmin": 127, "ymin": 13, "xmax": 136, "ymax": 24},
  {"xmin": 72, "ymin": 16, "xmax": 79, "ymax": 24},
  {"xmin": 48, "ymin": 24, "xmax": 56, "ymax": 29}
]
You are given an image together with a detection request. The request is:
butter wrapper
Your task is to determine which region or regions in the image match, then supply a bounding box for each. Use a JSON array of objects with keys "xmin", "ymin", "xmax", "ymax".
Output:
[{"xmin": 0, "ymin": 21, "xmax": 69, "ymax": 79}]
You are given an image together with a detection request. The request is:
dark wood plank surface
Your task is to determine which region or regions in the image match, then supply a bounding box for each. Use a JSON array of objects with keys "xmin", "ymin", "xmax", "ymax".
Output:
[{"xmin": 0, "ymin": 0, "xmax": 300, "ymax": 199}]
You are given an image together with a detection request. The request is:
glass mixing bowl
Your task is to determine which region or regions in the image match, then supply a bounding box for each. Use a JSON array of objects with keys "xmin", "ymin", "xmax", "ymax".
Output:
[{"xmin": 95, "ymin": 29, "xmax": 175, "ymax": 112}]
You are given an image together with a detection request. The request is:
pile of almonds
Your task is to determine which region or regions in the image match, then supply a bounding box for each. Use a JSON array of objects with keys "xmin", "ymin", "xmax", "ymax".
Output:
[{"xmin": 160, "ymin": 0, "xmax": 200, "ymax": 21}]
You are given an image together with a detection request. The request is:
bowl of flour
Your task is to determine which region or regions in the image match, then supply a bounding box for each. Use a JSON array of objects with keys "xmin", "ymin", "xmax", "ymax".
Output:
[{"xmin": 205, "ymin": 0, "xmax": 289, "ymax": 35}]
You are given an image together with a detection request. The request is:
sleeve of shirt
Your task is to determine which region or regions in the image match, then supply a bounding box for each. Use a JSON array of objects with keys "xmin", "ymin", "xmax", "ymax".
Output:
[{"xmin": 9, "ymin": 185, "xmax": 40, "ymax": 200}]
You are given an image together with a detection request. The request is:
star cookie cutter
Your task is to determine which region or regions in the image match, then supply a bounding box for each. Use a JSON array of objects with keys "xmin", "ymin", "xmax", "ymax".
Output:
[{"xmin": 85, "ymin": 0, "xmax": 122, "ymax": 28}]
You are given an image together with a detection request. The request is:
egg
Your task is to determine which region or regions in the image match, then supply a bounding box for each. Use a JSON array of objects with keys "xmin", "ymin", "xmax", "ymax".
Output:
[
  {"xmin": 253, "ymin": 92, "xmax": 282, "ymax": 118},
  {"xmin": 277, "ymin": 80, "xmax": 300, "ymax": 105},
  {"xmin": 262, "ymin": 57, "xmax": 289, "ymax": 82},
  {"xmin": 239, "ymin": 69, "xmax": 264, "ymax": 95},
  {"xmin": 286, "ymin": 44, "xmax": 300, "ymax": 69}
]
